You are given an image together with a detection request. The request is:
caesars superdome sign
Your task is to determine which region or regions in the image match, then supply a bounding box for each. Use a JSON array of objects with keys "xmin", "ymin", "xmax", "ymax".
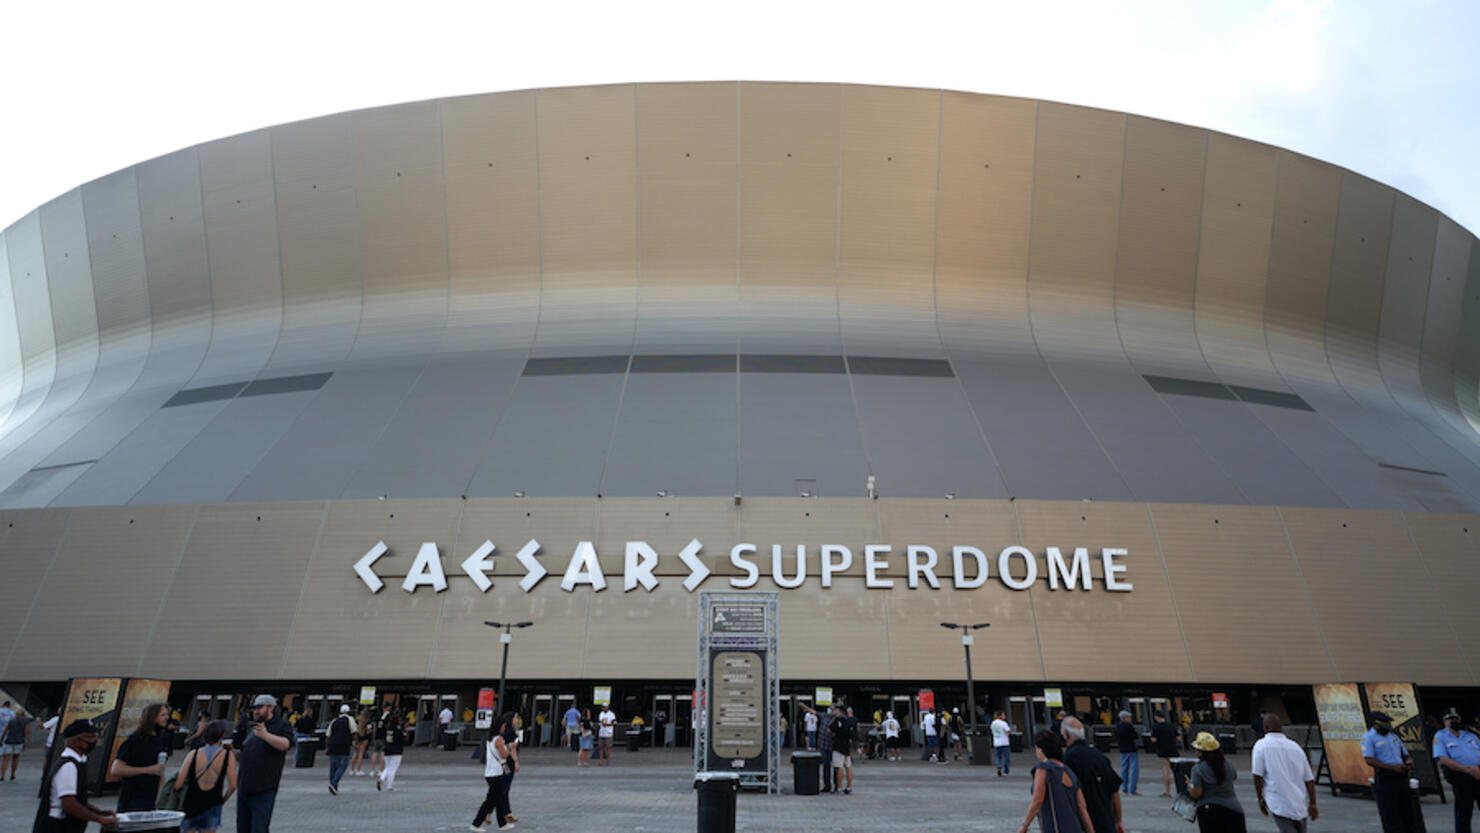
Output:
[{"xmin": 354, "ymin": 540, "xmax": 1134, "ymax": 594}]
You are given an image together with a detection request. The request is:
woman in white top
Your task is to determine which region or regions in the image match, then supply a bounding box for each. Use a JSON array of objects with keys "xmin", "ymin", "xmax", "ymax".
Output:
[{"xmin": 471, "ymin": 713, "xmax": 516, "ymax": 832}]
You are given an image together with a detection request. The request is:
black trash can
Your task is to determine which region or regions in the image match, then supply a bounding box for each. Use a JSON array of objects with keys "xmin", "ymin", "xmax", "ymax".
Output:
[
  {"xmin": 442, "ymin": 728, "xmax": 460, "ymax": 751},
  {"xmin": 294, "ymin": 735, "xmax": 317, "ymax": 768},
  {"xmin": 1092, "ymin": 726, "xmax": 1113, "ymax": 753},
  {"xmin": 968, "ymin": 731, "xmax": 993, "ymax": 766},
  {"xmin": 791, "ymin": 750, "xmax": 822, "ymax": 794},
  {"xmin": 1217, "ymin": 732, "xmax": 1237, "ymax": 754},
  {"xmin": 695, "ymin": 772, "xmax": 740, "ymax": 833},
  {"xmin": 1010, "ymin": 732, "xmax": 1025, "ymax": 753},
  {"xmin": 1170, "ymin": 757, "xmax": 1197, "ymax": 794},
  {"xmin": 626, "ymin": 728, "xmax": 642, "ymax": 752}
]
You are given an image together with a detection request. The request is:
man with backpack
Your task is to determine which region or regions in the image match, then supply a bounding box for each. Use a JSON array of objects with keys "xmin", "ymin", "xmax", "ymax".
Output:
[
  {"xmin": 36, "ymin": 719, "xmax": 116, "ymax": 833},
  {"xmin": 325, "ymin": 704, "xmax": 358, "ymax": 795}
]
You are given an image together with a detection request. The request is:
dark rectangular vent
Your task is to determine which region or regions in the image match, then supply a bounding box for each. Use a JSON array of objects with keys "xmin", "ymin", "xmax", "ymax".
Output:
[
  {"xmin": 1379, "ymin": 463, "xmax": 1447, "ymax": 477},
  {"xmin": 846, "ymin": 356, "xmax": 954, "ymax": 377},
  {"xmin": 27, "ymin": 459, "xmax": 97, "ymax": 473},
  {"xmin": 522, "ymin": 356, "xmax": 630, "ymax": 376},
  {"xmin": 740, "ymin": 354, "xmax": 847, "ymax": 374},
  {"xmin": 162, "ymin": 382, "xmax": 248, "ymax": 408},
  {"xmin": 631, "ymin": 354, "xmax": 736, "ymax": 373},
  {"xmin": 1227, "ymin": 385, "xmax": 1314, "ymax": 412},
  {"xmin": 1143, "ymin": 375, "xmax": 1237, "ymax": 400},
  {"xmin": 240, "ymin": 372, "xmax": 333, "ymax": 397}
]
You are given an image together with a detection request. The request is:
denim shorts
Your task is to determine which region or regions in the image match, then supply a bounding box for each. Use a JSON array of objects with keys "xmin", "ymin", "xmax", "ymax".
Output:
[
  {"xmin": 580, "ymin": 736, "xmax": 594, "ymax": 751},
  {"xmin": 180, "ymin": 804, "xmax": 223, "ymax": 832}
]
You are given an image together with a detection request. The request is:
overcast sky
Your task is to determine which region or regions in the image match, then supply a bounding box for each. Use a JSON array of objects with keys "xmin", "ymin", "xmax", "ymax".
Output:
[{"xmin": 3, "ymin": 0, "xmax": 1476, "ymax": 238}]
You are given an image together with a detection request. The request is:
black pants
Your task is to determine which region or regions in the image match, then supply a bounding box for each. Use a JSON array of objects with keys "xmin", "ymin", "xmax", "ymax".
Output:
[
  {"xmin": 474, "ymin": 775, "xmax": 510, "ymax": 828},
  {"xmin": 1195, "ymin": 803, "xmax": 1247, "ymax": 833},
  {"xmin": 1452, "ymin": 772, "xmax": 1479, "ymax": 833},
  {"xmin": 1373, "ymin": 771, "xmax": 1421, "ymax": 833}
]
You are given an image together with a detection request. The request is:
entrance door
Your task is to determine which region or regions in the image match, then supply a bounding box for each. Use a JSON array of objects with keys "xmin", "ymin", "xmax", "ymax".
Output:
[
  {"xmin": 531, "ymin": 694, "xmax": 555, "ymax": 746},
  {"xmin": 675, "ymin": 694, "xmax": 693, "ymax": 748},
  {"xmin": 652, "ymin": 695, "xmax": 674, "ymax": 747}
]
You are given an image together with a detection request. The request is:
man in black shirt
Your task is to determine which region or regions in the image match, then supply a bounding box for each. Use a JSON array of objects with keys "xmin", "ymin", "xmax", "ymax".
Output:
[
  {"xmin": 1114, "ymin": 710, "xmax": 1140, "ymax": 796},
  {"xmin": 232, "ymin": 694, "xmax": 294, "ymax": 833},
  {"xmin": 1150, "ymin": 712, "xmax": 1179, "ymax": 798},
  {"xmin": 1062, "ymin": 716, "xmax": 1125, "ymax": 833},
  {"xmin": 830, "ymin": 705, "xmax": 855, "ymax": 794}
]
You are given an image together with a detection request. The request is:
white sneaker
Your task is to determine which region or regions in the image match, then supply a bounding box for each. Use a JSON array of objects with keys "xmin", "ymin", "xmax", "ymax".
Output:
[
  {"xmin": 469, "ymin": 826, "xmax": 486, "ymax": 833},
  {"xmin": 498, "ymin": 825, "xmax": 516, "ymax": 831}
]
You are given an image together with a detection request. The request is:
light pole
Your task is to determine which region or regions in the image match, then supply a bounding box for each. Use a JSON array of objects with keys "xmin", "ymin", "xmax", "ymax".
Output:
[
  {"xmin": 484, "ymin": 620, "xmax": 533, "ymax": 716},
  {"xmin": 940, "ymin": 622, "xmax": 990, "ymax": 735}
]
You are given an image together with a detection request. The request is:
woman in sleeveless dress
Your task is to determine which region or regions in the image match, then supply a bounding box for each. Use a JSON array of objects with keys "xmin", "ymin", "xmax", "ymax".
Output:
[
  {"xmin": 173, "ymin": 720, "xmax": 236, "ymax": 833},
  {"xmin": 1017, "ymin": 729, "xmax": 1096, "ymax": 833}
]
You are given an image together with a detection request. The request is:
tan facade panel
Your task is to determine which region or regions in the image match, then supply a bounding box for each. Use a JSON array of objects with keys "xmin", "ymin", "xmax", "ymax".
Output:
[
  {"xmin": 738, "ymin": 82, "xmax": 841, "ymax": 351},
  {"xmin": 837, "ymin": 85, "xmax": 940, "ymax": 355},
  {"xmin": 935, "ymin": 92, "xmax": 1037, "ymax": 355},
  {"xmin": 8, "ymin": 505, "xmax": 197, "ymax": 680},
  {"xmin": 441, "ymin": 90, "xmax": 541, "ymax": 354},
  {"xmin": 350, "ymin": 100, "xmax": 450, "ymax": 361},
  {"xmin": 1015, "ymin": 500, "xmax": 1191, "ymax": 682},
  {"xmin": 1194, "ymin": 134, "xmax": 1280, "ymax": 388},
  {"xmin": 1027, "ymin": 103, "xmax": 1126, "ymax": 362},
  {"xmin": 1148, "ymin": 503, "xmax": 1332, "ymax": 682},
  {"xmin": 1280, "ymin": 507, "xmax": 1464, "ymax": 684},
  {"xmin": 0, "ymin": 508, "xmax": 72, "ymax": 678},
  {"xmin": 535, "ymin": 84, "xmax": 639, "ymax": 354},
  {"xmin": 636, "ymin": 82, "xmax": 739, "ymax": 352},
  {"xmin": 1115, "ymin": 117, "xmax": 1207, "ymax": 376},
  {"xmin": 1402, "ymin": 513, "xmax": 1480, "ymax": 682},
  {"xmin": 432, "ymin": 582, "xmax": 590, "ymax": 680}
]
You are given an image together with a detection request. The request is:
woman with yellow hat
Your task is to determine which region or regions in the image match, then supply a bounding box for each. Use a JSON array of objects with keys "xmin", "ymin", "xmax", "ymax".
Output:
[{"xmin": 1187, "ymin": 732, "xmax": 1246, "ymax": 832}]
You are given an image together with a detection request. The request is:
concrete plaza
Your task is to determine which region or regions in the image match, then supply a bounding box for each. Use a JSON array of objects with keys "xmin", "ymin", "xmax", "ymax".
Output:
[{"xmin": 0, "ymin": 742, "xmax": 1456, "ymax": 832}]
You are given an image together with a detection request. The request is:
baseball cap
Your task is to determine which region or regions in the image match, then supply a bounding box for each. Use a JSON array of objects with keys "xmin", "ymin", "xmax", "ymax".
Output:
[
  {"xmin": 1369, "ymin": 710, "xmax": 1393, "ymax": 724},
  {"xmin": 1445, "ymin": 710, "xmax": 1462, "ymax": 721},
  {"xmin": 340, "ymin": 704, "xmax": 351, "ymax": 713},
  {"xmin": 251, "ymin": 694, "xmax": 278, "ymax": 708},
  {"xmin": 63, "ymin": 719, "xmax": 99, "ymax": 738}
]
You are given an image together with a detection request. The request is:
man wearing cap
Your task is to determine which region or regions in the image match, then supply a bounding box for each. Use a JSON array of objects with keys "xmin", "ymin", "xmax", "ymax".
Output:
[
  {"xmin": 37, "ymin": 719, "xmax": 116, "ymax": 833},
  {"xmin": 1114, "ymin": 710, "xmax": 1141, "ymax": 796},
  {"xmin": 232, "ymin": 694, "xmax": 295, "ymax": 833},
  {"xmin": 1432, "ymin": 710, "xmax": 1480, "ymax": 833},
  {"xmin": 1362, "ymin": 710, "xmax": 1419, "ymax": 833},
  {"xmin": 324, "ymin": 704, "xmax": 358, "ymax": 796},
  {"xmin": 1251, "ymin": 713, "xmax": 1318, "ymax": 833}
]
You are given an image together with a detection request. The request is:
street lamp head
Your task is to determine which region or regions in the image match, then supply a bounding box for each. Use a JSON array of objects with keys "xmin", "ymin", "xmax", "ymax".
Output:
[
  {"xmin": 484, "ymin": 621, "xmax": 503, "ymax": 628},
  {"xmin": 970, "ymin": 623, "xmax": 992, "ymax": 630},
  {"xmin": 515, "ymin": 621, "xmax": 534, "ymax": 628},
  {"xmin": 939, "ymin": 622, "xmax": 960, "ymax": 630}
]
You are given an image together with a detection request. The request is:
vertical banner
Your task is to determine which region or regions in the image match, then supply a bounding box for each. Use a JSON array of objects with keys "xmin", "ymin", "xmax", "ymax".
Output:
[
  {"xmin": 593, "ymin": 687, "xmax": 612, "ymax": 706},
  {"xmin": 56, "ymin": 678, "xmax": 123, "ymax": 795},
  {"xmin": 1211, "ymin": 692, "xmax": 1229, "ymax": 710},
  {"xmin": 475, "ymin": 688, "xmax": 496, "ymax": 730},
  {"xmin": 359, "ymin": 686, "xmax": 376, "ymax": 706},
  {"xmin": 1044, "ymin": 688, "xmax": 1064, "ymax": 708},
  {"xmin": 1313, "ymin": 683, "xmax": 1370, "ymax": 787},
  {"xmin": 918, "ymin": 690, "xmax": 935, "ymax": 710},
  {"xmin": 697, "ymin": 592, "xmax": 779, "ymax": 792},
  {"xmin": 815, "ymin": 687, "xmax": 833, "ymax": 707},
  {"xmin": 706, "ymin": 650, "xmax": 767, "ymax": 773},
  {"xmin": 1364, "ymin": 682, "xmax": 1439, "ymax": 793},
  {"xmin": 104, "ymin": 679, "xmax": 171, "ymax": 786}
]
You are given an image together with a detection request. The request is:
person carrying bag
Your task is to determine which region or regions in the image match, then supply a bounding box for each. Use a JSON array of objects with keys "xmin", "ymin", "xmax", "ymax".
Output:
[{"xmin": 173, "ymin": 721, "xmax": 235, "ymax": 833}]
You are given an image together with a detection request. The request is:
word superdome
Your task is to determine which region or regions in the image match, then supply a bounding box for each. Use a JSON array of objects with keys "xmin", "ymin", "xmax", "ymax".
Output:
[{"xmin": 354, "ymin": 540, "xmax": 1134, "ymax": 594}]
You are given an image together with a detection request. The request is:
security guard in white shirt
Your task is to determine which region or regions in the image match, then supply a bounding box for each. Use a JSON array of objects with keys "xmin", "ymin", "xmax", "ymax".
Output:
[
  {"xmin": 1362, "ymin": 711, "xmax": 1419, "ymax": 833},
  {"xmin": 1433, "ymin": 710, "xmax": 1480, "ymax": 833}
]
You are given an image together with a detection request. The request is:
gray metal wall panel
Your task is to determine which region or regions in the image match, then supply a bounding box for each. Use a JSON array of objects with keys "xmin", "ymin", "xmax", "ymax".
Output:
[
  {"xmin": 1159, "ymin": 396, "xmax": 1342, "ymax": 507},
  {"xmin": 50, "ymin": 402, "xmax": 232, "ymax": 506},
  {"xmin": 1052, "ymin": 362, "xmax": 1246, "ymax": 504},
  {"xmin": 265, "ymin": 113, "xmax": 362, "ymax": 374},
  {"xmin": 135, "ymin": 148, "xmax": 212, "ymax": 378},
  {"xmin": 128, "ymin": 391, "xmax": 319, "ymax": 504},
  {"xmin": 339, "ymin": 357, "xmax": 522, "ymax": 499},
  {"xmin": 1325, "ymin": 174, "xmax": 1396, "ymax": 410},
  {"xmin": 737, "ymin": 372, "xmax": 869, "ymax": 498},
  {"xmin": 469, "ymin": 374, "xmax": 625, "ymax": 497},
  {"xmin": 228, "ymin": 365, "xmax": 422, "ymax": 502},
  {"xmin": 0, "ymin": 214, "xmax": 57, "ymax": 438},
  {"xmin": 601, "ymin": 372, "xmax": 738, "ymax": 497},
  {"xmin": 0, "ymin": 233, "xmax": 21, "ymax": 430},
  {"xmin": 851, "ymin": 375, "xmax": 1005, "ymax": 499},
  {"xmin": 1378, "ymin": 195, "xmax": 1440, "ymax": 410},
  {"xmin": 1453, "ymin": 244, "xmax": 1480, "ymax": 434},
  {"xmin": 192, "ymin": 129, "xmax": 284, "ymax": 385},
  {"xmin": 953, "ymin": 356, "xmax": 1131, "ymax": 501}
]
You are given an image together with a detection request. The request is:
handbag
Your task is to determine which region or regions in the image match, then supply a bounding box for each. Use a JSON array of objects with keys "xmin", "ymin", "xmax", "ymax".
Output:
[
  {"xmin": 155, "ymin": 768, "xmax": 184, "ymax": 811},
  {"xmin": 1170, "ymin": 791, "xmax": 1197, "ymax": 823}
]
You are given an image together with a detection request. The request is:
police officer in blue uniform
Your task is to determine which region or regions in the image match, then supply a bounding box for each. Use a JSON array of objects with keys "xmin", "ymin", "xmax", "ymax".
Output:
[
  {"xmin": 1434, "ymin": 710, "xmax": 1480, "ymax": 833},
  {"xmin": 1363, "ymin": 710, "xmax": 1420, "ymax": 833}
]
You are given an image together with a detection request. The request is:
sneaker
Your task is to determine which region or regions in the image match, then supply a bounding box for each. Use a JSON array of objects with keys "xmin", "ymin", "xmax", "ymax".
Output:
[
  {"xmin": 506, "ymin": 815, "xmax": 518, "ymax": 823},
  {"xmin": 498, "ymin": 825, "xmax": 516, "ymax": 831},
  {"xmin": 469, "ymin": 826, "xmax": 487, "ymax": 833},
  {"xmin": 844, "ymin": 788, "xmax": 852, "ymax": 794},
  {"xmin": 328, "ymin": 784, "xmax": 337, "ymax": 795},
  {"xmin": 375, "ymin": 777, "xmax": 382, "ymax": 791}
]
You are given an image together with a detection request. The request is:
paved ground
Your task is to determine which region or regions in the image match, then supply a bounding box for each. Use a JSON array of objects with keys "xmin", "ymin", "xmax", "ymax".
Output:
[{"xmin": 0, "ymin": 742, "xmax": 1456, "ymax": 831}]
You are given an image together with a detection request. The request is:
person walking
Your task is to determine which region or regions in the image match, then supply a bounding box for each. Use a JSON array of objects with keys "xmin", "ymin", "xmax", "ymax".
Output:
[
  {"xmin": 882, "ymin": 711, "xmax": 901, "ymax": 761},
  {"xmin": 501, "ymin": 712, "xmax": 521, "ymax": 825},
  {"xmin": 38, "ymin": 719, "xmax": 117, "ymax": 833},
  {"xmin": 471, "ymin": 713, "xmax": 516, "ymax": 832},
  {"xmin": 1061, "ymin": 717, "xmax": 1125, "ymax": 833},
  {"xmin": 597, "ymin": 704, "xmax": 616, "ymax": 766},
  {"xmin": 109, "ymin": 702, "xmax": 170, "ymax": 811},
  {"xmin": 368, "ymin": 709, "xmax": 388, "ymax": 778},
  {"xmin": 993, "ymin": 710, "xmax": 1014, "ymax": 776},
  {"xmin": 1114, "ymin": 711, "xmax": 1140, "ymax": 797},
  {"xmin": 174, "ymin": 720, "xmax": 236, "ymax": 833},
  {"xmin": 562, "ymin": 703, "xmax": 580, "ymax": 753},
  {"xmin": 1362, "ymin": 710, "xmax": 1420, "ymax": 833},
  {"xmin": 577, "ymin": 709, "xmax": 594, "ymax": 766},
  {"xmin": 2, "ymin": 706, "xmax": 33, "ymax": 780},
  {"xmin": 324, "ymin": 704, "xmax": 357, "ymax": 795},
  {"xmin": 1433, "ymin": 710, "xmax": 1480, "ymax": 833},
  {"xmin": 950, "ymin": 708, "xmax": 966, "ymax": 761},
  {"xmin": 1018, "ymin": 730, "xmax": 1095, "ymax": 833},
  {"xmin": 1251, "ymin": 714, "xmax": 1318, "ymax": 833},
  {"xmin": 1189, "ymin": 731, "xmax": 1246, "ymax": 833},
  {"xmin": 1151, "ymin": 712, "xmax": 1180, "ymax": 798},
  {"xmin": 351, "ymin": 709, "xmax": 373, "ymax": 776},
  {"xmin": 378, "ymin": 716, "xmax": 406, "ymax": 791},
  {"xmin": 232, "ymin": 693, "xmax": 295, "ymax": 833},
  {"xmin": 923, "ymin": 707, "xmax": 941, "ymax": 762}
]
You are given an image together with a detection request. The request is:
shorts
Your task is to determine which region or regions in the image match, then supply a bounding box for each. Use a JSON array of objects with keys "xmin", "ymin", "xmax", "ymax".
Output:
[
  {"xmin": 831, "ymin": 751, "xmax": 852, "ymax": 769},
  {"xmin": 372, "ymin": 739, "xmax": 385, "ymax": 751},
  {"xmin": 886, "ymin": 736, "xmax": 901, "ymax": 748},
  {"xmin": 0, "ymin": 743, "xmax": 21, "ymax": 755},
  {"xmin": 580, "ymin": 736, "xmax": 594, "ymax": 751},
  {"xmin": 180, "ymin": 804, "xmax": 223, "ymax": 832}
]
